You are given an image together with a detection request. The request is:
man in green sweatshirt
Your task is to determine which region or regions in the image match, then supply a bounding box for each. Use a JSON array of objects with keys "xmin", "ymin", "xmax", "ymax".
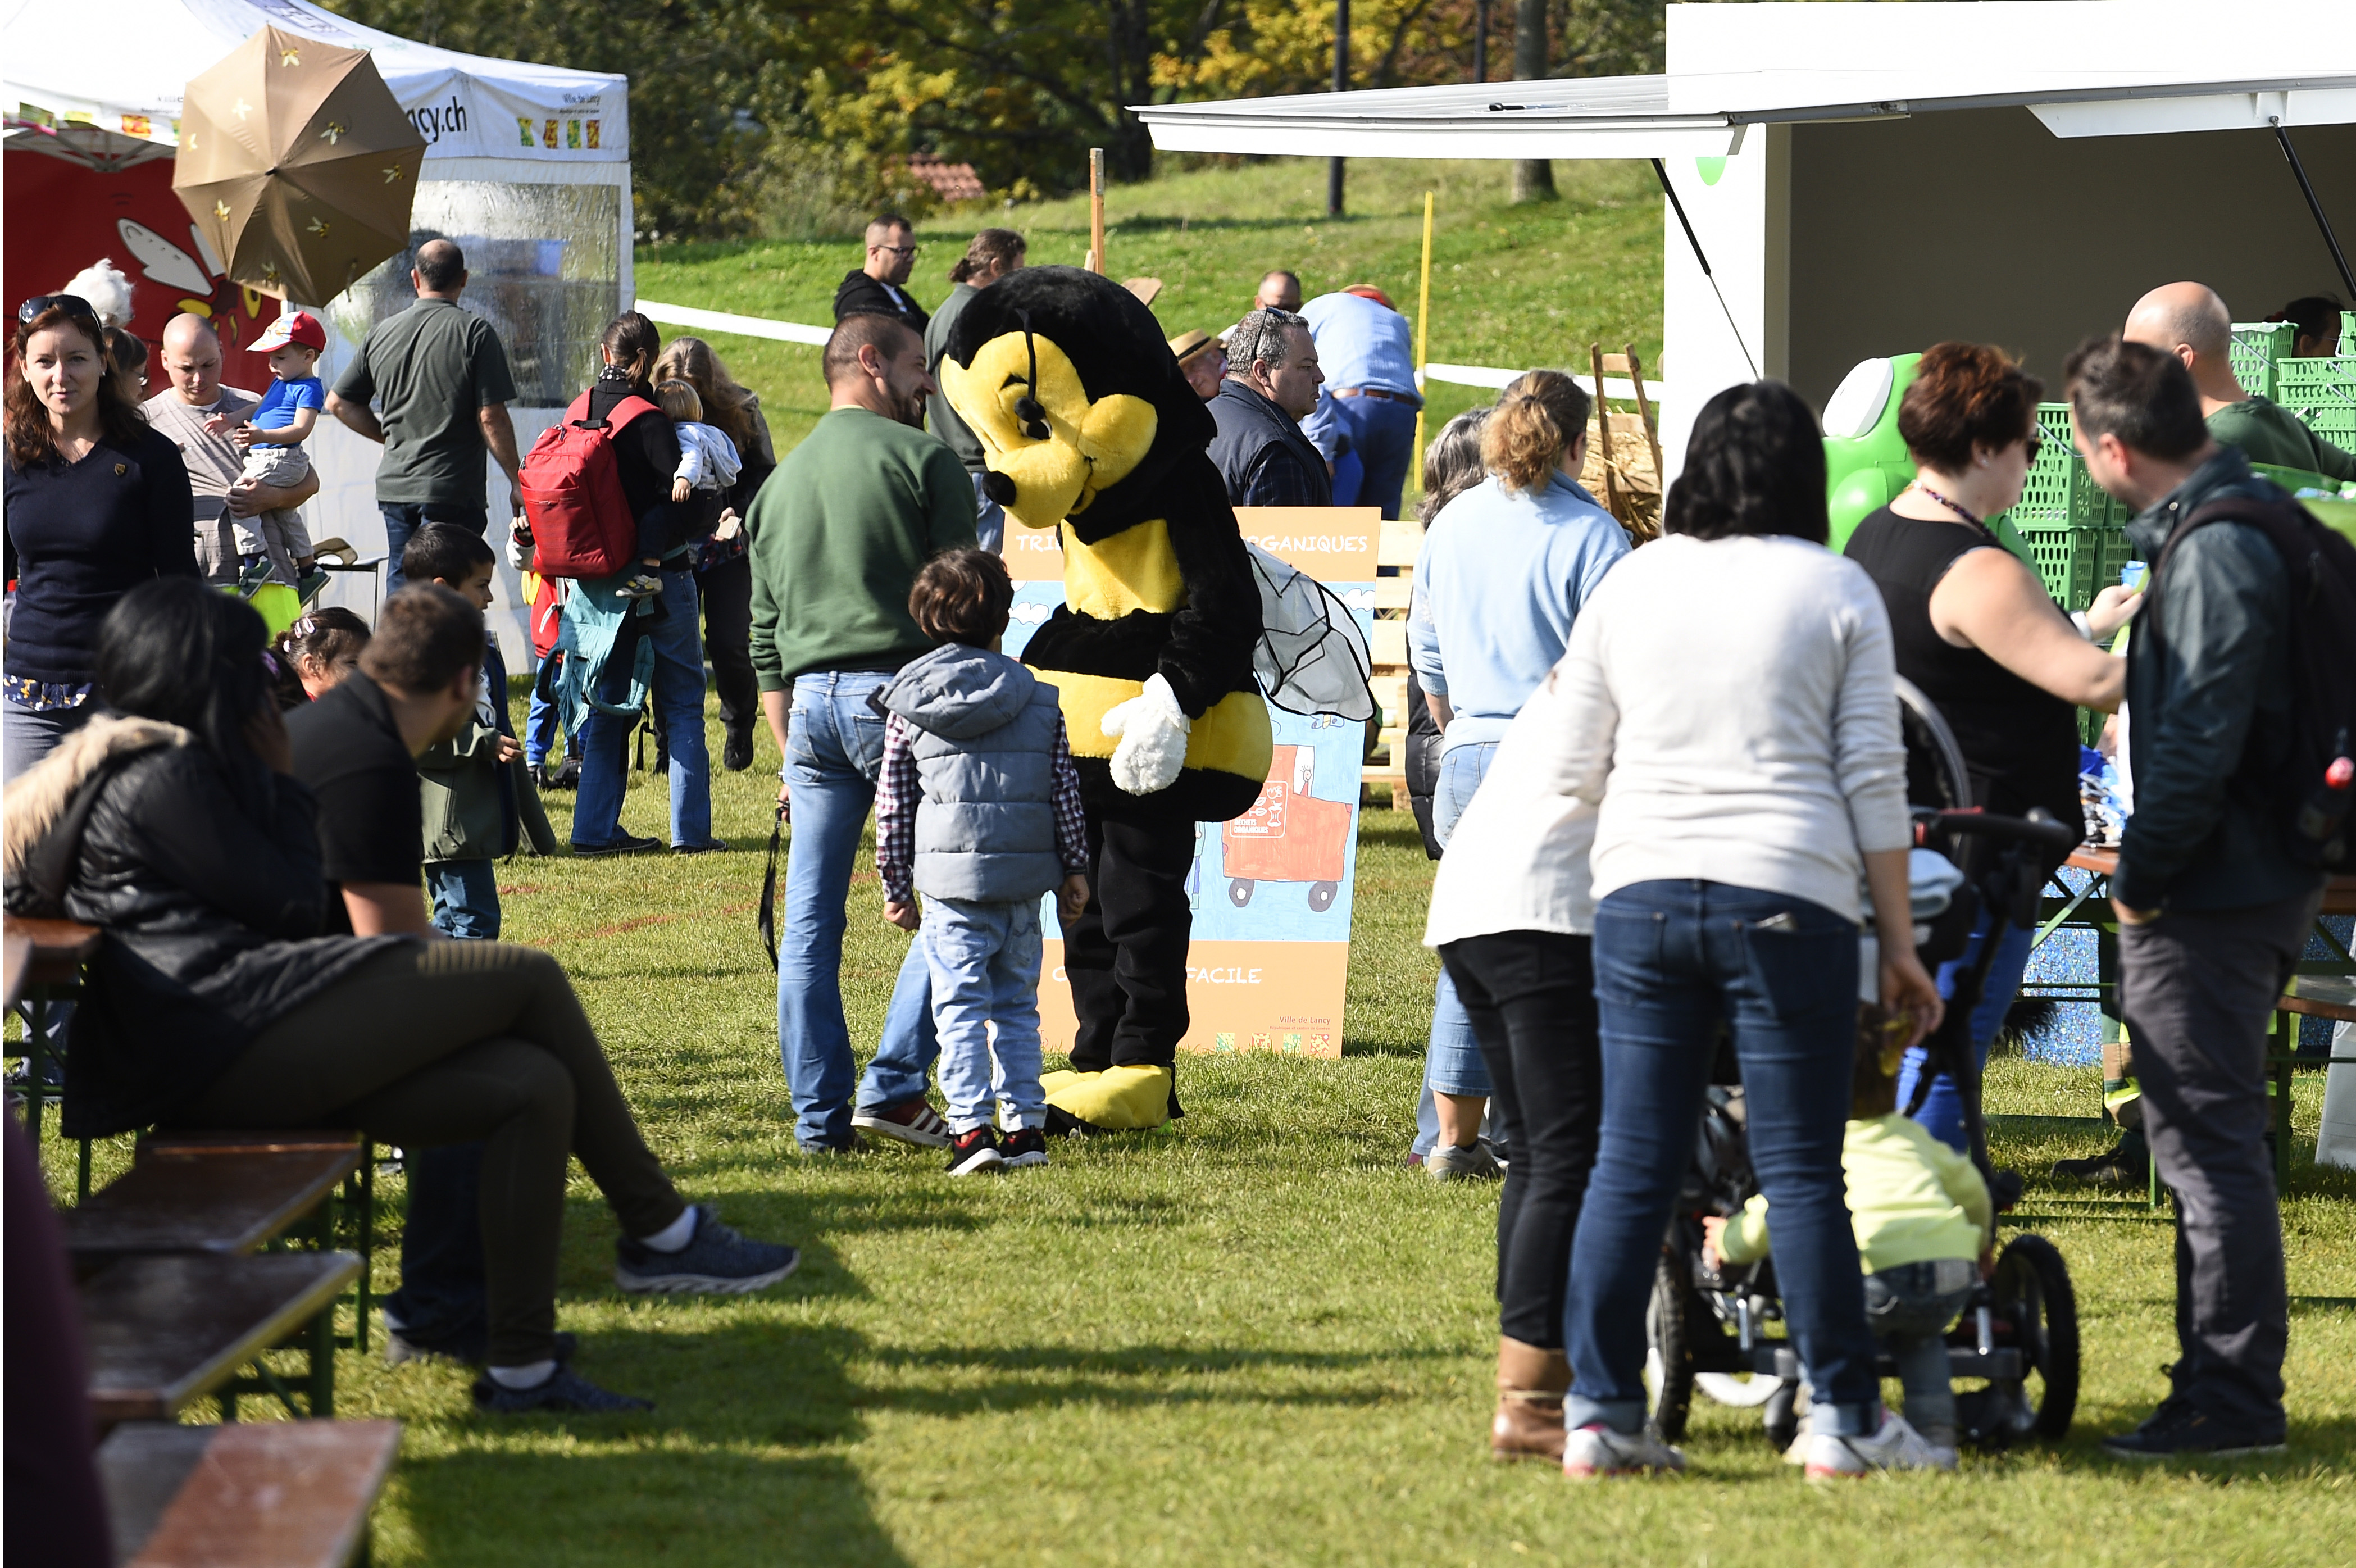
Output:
[
  {"xmin": 2124, "ymin": 282, "xmax": 2356, "ymax": 483},
  {"xmin": 748, "ymin": 311, "xmax": 979, "ymax": 1154}
]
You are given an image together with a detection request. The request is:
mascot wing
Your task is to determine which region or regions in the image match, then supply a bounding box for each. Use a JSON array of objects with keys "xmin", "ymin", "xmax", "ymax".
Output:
[{"xmin": 1245, "ymin": 543, "xmax": 1375, "ymax": 722}]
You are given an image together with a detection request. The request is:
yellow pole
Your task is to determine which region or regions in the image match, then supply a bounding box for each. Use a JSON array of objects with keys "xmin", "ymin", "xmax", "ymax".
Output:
[
  {"xmin": 1088, "ymin": 148, "xmax": 1107, "ymax": 274},
  {"xmin": 1411, "ymin": 190, "xmax": 1435, "ymax": 493}
]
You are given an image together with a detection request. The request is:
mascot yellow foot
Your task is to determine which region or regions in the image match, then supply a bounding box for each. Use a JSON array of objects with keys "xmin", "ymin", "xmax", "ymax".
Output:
[{"xmin": 1041, "ymin": 1065, "xmax": 1175, "ymax": 1133}]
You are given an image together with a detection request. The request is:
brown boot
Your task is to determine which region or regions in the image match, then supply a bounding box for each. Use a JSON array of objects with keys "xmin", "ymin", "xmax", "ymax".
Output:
[{"xmin": 1491, "ymin": 1337, "xmax": 1571, "ymax": 1462}]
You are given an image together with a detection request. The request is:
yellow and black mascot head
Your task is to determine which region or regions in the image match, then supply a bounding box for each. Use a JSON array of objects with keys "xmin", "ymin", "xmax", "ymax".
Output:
[{"xmin": 941, "ymin": 265, "xmax": 1271, "ymax": 824}]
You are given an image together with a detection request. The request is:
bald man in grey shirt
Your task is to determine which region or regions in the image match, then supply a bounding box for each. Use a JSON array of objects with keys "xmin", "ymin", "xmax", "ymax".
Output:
[{"xmin": 143, "ymin": 314, "xmax": 320, "ymax": 583}]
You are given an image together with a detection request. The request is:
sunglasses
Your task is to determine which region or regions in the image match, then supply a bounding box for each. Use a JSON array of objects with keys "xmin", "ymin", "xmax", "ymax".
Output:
[
  {"xmin": 872, "ymin": 243, "xmax": 919, "ymax": 257},
  {"xmin": 2021, "ymin": 434, "xmax": 2044, "ymax": 466},
  {"xmin": 17, "ymin": 293, "xmax": 102, "ymax": 328}
]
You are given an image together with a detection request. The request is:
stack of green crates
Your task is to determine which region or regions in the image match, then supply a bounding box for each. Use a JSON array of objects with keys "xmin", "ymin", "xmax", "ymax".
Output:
[
  {"xmin": 2231, "ymin": 321, "xmax": 2298, "ymax": 402},
  {"xmin": 1991, "ymin": 403, "xmax": 2136, "ymax": 612},
  {"xmin": 2277, "ymin": 342, "xmax": 2356, "ymax": 451}
]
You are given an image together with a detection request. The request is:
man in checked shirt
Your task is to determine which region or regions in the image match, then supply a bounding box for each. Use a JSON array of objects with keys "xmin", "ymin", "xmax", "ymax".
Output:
[{"xmin": 871, "ymin": 551, "xmax": 1091, "ymax": 1175}]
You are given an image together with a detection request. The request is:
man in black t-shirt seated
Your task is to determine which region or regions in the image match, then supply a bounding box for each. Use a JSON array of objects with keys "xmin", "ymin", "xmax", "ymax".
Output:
[{"xmin": 288, "ymin": 589, "xmax": 803, "ymax": 1412}]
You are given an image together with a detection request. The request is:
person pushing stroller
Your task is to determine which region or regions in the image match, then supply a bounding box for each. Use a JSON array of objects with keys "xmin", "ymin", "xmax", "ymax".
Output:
[{"xmin": 1704, "ymin": 1022, "xmax": 1994, "ymax": 1467}]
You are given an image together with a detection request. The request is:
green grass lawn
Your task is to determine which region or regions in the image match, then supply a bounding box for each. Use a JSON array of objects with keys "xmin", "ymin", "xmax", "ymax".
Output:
[
  {"xmin": 633, "ymin": 156, "xmax": 1666, "ymax": 490},
  {"xmin": 37, "ymin": 708, "xmax": 2356, "ymax": 1566}
]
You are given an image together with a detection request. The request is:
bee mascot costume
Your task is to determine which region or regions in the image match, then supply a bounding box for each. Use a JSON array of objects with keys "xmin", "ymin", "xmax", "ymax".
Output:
[{"xmin": 940, "ymin": 266, "xmax": 1271, "ymax": 1135}]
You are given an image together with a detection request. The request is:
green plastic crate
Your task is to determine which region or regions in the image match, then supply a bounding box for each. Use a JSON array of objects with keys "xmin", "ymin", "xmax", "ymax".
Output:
[
  {"xmin": 2277, "ymin": 356, "xmax": 2356, "ymax": 447},
  {"xmin": 2232, "ymin": 321, "xmax": 2296, "ymax": 401},
  {"xmin": 2014, "ymin": 521, "xmax": 2137, "ymax": 613},
  {"xmin": 1993, "ymin": 403, "xmax": 2121, "ymax": 534}
]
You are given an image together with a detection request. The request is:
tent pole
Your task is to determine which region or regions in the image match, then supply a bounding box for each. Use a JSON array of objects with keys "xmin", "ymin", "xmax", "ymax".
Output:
[
  {"xmin": 2270, "ymin": 117, "xmax": 2356, "ymax": 302},
  {"xmin": 1412, "ymin": 190, "xmax": 1434, "ymax": 493},
  {"xmin": 1650, "ymin": 157, "xmax": 1758, "ymax": 381}
]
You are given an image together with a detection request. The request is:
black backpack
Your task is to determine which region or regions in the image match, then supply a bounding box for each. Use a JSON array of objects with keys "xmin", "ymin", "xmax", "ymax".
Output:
[{"xmin": 2146, "ymin": 492, "xmax": 2356, "ymax": 869}]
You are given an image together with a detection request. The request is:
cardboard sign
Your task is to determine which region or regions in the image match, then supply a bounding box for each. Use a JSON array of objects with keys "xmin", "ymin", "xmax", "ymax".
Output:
[{"xmin": 1004, "ymin": 506, "xmax": 1380, "ymax": 1060}]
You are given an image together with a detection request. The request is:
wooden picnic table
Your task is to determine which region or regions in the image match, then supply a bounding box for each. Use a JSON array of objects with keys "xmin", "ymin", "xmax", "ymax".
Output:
[
  {"xmin": 6, "ymin": 917, "xmax": 103, "ymax": 1189},
  {"xmin": 99, "ymin": 1419, "xmax": 400, "ymax": 1568},
  {"xmin": 81, "ymin": 1251, "xmax": 358, "ymax": 1426}
]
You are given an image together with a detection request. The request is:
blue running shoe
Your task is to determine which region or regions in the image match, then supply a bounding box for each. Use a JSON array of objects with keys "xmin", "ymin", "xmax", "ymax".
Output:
[
  {"xmin": 613, "ymin": 1205, "xmax": 800, "ymax": 1295},
  {"xmin": 472, "ymin": 1367, "xmax": 652, "ymax": 1414}
]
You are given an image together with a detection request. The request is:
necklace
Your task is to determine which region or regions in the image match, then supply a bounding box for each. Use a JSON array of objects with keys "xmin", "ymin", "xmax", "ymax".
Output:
[{"xmin": 1908, "ymin": 480, "xmax": 1983, "ymax": 529}]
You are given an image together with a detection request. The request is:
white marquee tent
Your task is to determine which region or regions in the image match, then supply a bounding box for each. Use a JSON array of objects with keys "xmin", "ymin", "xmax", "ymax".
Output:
[
  {"xmin": 1139, "ymin": 0, "xmax": 2356, "ymax": 474},
  {"xmin": 4, "ymin": 0, "xmax": 636, "ymax": 656}
]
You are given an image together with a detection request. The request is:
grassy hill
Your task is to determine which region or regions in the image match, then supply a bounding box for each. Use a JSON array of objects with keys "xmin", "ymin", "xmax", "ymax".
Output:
[{"xmin": 634, "ymin": 156, "xmax": 1666, "ymax": 485}]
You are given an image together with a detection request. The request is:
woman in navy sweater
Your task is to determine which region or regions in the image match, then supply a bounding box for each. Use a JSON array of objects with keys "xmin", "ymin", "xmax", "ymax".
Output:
[{"xmin": 4, "ymin": 296, "xmax": 198, "ymax": 781}]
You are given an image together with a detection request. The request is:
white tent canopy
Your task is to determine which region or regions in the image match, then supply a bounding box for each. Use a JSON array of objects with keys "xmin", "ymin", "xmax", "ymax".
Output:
[
  {"xmin": 4, "ymin": 0, "xmax": 638, "ymax": 662},
  {"xmin": 1140, "ymin": 1, "xmax": 2356, "ymax": 474},
  {"xmin": 4, "ymin": 0, "xmax": 628, "ymax": 169}
]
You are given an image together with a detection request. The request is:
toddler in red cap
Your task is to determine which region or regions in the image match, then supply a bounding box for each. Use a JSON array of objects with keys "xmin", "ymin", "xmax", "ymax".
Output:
[{"xmin": 207, "ymin": 308, "xmax": 327, "ymax": 581}]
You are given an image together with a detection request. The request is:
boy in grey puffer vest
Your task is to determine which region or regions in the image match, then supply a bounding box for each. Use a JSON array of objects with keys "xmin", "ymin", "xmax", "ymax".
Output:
[{"xmin": 876, "ymin": 551, "xmax": 1090, "ymax": 1175}]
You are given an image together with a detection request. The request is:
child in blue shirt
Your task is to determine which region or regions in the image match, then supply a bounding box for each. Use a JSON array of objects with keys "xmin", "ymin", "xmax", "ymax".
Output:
[{"xmin": 209, "ymin": 309, "xmax": 326, "ymax": 580}]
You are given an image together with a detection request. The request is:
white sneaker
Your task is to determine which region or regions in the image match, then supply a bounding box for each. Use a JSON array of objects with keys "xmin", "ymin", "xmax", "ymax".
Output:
[
  {"xmin": 1804, "ymin": 1411, "xmax": 1948, "ymax": 1478},
  {"xmin": 1425, "ymin": 1140, "xmax": 1503, "ymax": 1181},
  {"xmin": 1563, "ymin": 1424, "xmax": 1688, "ymax": 1479}
]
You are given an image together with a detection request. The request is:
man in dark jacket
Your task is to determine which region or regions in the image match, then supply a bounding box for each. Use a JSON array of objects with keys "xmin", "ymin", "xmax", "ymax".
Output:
[
  {"xmin": 833, "ymin": 214, "xmax": 930, "ymax": 334},
  {"xmin": 2066, "ymin": 335, "xmax": 2327, "ymax": 1460},
  {"xmin": 1206, "ymin": 307, "xmax": 1331, "ymax": 508}
]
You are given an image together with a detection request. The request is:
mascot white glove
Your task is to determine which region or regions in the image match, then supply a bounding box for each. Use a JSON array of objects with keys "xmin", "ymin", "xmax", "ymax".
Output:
[{"xmin": 1100, "ymin": 672, "xmax": 1191, "ymax": 796}]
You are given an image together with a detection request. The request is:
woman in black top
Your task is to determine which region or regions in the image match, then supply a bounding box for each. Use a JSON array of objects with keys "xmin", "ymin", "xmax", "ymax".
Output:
[
  {"xmin": 567, "ymin": 312, "xmax": 724, "ymax": 855},
  {"xmin": 1843, "ymin": 341, "xmax": 2139, "ymax": 1151},
  {"xmin": 652, "ymin": 335, "xmax": 778, "ymax": 772},
  {"xmin": 2, "ymin": 295, "xmax": 199, "ymax": 783}
]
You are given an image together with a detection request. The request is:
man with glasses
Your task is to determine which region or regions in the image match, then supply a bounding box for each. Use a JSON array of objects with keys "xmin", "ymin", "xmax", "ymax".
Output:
[
  {"xmin": 833, "ymin": 214, "xmax": 930, "ymax": 335},
  {"xmin": 142, "ymin": 312, "xmax": 321, "ymax": 584}
]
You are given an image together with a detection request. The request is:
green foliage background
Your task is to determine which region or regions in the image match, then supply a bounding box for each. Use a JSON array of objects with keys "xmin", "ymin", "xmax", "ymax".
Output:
[{"xmin": 317, "ymin": 0, "xmax": 1684, "ymax": 239}]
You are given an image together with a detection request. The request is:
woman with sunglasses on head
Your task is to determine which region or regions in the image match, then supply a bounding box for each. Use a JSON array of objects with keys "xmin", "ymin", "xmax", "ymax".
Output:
[
  {"xmin": 3, "ymin": 296, "xmax": 199, "ymax": 781},
  {"xmin": 1841, "ymin": 342, "xmax": 2139, "ymax": 1156}
]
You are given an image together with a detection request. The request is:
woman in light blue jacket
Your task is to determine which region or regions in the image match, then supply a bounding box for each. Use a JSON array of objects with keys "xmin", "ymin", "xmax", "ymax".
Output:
[{"xmin": 1406, "ymin": 371, "xmax": 1631, "ymax": 1176}]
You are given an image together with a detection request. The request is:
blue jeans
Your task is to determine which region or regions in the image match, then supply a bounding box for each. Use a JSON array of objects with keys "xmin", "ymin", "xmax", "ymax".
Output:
[
  {"xmin": 570, "ymin": 566, "xmax": 712, "ymax": 849},
  {"xmin": 1898, "ymin": 915, "xmax": 2035, "ymax": 1152},
  {"xmin": 921, "ymin": 896, "xmax": 1047, "ymax": 1134},
  {"xmin": 779, "ymin": 670, "xmax": 940, "ymax": 1149},
  {"xmin": 1564, "ymin": 880, "xmax": 1882, "ymax": 1437},
  {"xmin": 1415, "ymin": 740, "xmax": 1500, "ymax": 1157},
  {"xmin": 1865, "ymin": 1258, "xmax": 1976, "ymax": 1440},
  {"xmin": 1336, "ymin": 394, "xmax": 1421, "ymax": 520},
  {"xmin": 1330, "ymin": 447, "xmax": 1365, "ymax": 508},
  {"xmin": 425, "ymin": 860, "xmax": 501, "ymax": 940},
  {"xmin": 2, "ymin": 698, "xmax": 93, "ymax": 785},
  {"xmin": 525, "ymin": 653, "xmax": 564, "ymax": 769},
  {"xmin": 380, "ymin": 501, "xmax": 489, "ymax": 593}
]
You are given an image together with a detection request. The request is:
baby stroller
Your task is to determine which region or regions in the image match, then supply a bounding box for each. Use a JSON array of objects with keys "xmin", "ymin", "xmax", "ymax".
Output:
[{"xmin": 1644, "ymin": 680, "xmax": 2084, "ymax": 1452}]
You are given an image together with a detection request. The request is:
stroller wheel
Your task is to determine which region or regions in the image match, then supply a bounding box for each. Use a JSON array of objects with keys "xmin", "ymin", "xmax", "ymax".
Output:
[
  {"xmin": 1989, "ymin": 1233, "xmax": 2080, "ymax": 1441},
  {"xmin": 1643, "ymin": 1249, "xmax": 1695, "ymax": 1443}
]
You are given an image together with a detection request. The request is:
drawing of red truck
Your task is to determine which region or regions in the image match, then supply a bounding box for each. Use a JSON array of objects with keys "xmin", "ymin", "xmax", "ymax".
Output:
[{"xmin": 1222, "ymin": 744, "xmax": 1353, "ymax": 912}]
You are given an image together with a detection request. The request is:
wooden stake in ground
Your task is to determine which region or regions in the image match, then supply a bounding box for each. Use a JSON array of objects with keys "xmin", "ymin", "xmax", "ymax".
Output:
[
  {"xmin": 1411, "ymin": 191, "xmax": 1434, "ymax": 493},
  {"xmin": 1589, "ymin": 342, "xmax": 1623, "ymax": 522},
  {"xmin": 1087, "ymin": 148, "xmax": 1106, "ymax": 274},
  {"xmin": 1624, "ymin": 340, "xmax": 1664, "ymax": 485}
]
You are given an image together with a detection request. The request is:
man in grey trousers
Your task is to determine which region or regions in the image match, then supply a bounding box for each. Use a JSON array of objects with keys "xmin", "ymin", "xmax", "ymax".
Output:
[{"xmin": 2067, "ymin": 335, "xmax": 2326, "ymax": 1459}]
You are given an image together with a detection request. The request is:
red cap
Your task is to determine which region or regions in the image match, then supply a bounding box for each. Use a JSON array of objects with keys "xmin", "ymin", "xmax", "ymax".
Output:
[
  {"xmin": 2327, "ymin": 756, "xmax": 2354, "ymax": 790},
  {"xmin": 1343, "ymin": 284, "xmax": 1396, "ymax": 310},
  {"xmin": 252, "ymin": 310, "xmax": 327, "ymax": 353}
]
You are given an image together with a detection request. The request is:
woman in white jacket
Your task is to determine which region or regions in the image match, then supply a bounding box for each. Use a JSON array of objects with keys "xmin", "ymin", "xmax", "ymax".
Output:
[{"xmin": 1437, "ymin": 381, "xmax": 1946, "ymax": 1481}]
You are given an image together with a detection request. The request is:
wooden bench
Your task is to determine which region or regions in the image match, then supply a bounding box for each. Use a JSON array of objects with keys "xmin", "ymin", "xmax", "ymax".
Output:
[
  {"xmin": 2273, "ymin": 973, "xmax": 2356, "ymax": 1187},
  {"xmin": 66, "ymin": 1133, "xmax": 362, "ymax": 1262},
  {"xmin": 6, "ymin": 917, "xmax": 102, "ymax": 1191},
  {"xmin": 82, "ymin": 1251, "xmax": 360, "ymax": 1426},
  {"xmin": 99, "ymin": 1419, "xmax": 400, "ymax": 1568}
]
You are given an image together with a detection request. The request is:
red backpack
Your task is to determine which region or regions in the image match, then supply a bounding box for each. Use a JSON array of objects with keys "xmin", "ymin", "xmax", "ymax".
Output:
[{"xmin": 520, "ymin": 390, "xmax": 660, "ymax": 579}]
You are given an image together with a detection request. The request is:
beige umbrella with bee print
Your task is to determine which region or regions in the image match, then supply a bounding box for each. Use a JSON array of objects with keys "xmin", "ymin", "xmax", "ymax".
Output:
[{"xmin": 171, "ymin": 25, "xmax": 426, "ymax": 302}]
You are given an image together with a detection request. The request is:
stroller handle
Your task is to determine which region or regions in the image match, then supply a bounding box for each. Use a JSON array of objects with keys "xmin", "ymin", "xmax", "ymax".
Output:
[{"xmin": 1913, "ymin": 805, "xmax": 2081, "ymax": 858}]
